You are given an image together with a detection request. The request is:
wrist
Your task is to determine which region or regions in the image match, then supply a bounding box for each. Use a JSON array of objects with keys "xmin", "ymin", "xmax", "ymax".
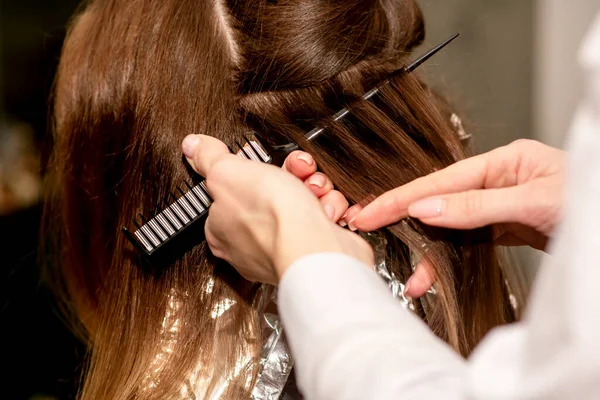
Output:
[{"xmin": 271, "ymin": 204, "xmax": 342, "ymax": 280}]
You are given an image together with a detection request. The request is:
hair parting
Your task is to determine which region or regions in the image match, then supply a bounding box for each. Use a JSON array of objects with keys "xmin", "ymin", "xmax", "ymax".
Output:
[{"xmin": 44, "ymin": 0, "xmax": 526, "ymax": 398}]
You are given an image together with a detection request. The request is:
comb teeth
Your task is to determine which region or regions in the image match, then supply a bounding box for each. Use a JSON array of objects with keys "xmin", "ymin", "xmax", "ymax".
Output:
[
  {"xmin": 123, "ymin": 138, "xmax": 272, "ymax": 259},
  {"xmin": 124, "ymin": 36, "xmax": 462, "ymax": 261}
]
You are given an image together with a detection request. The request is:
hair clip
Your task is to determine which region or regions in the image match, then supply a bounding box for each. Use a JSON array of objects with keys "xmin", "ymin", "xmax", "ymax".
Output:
[{"xmin": 123, "ymin": 34, "xmax": 460, "ymax": 264}]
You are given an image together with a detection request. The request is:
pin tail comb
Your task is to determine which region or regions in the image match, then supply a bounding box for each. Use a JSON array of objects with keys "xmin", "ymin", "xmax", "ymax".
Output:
[{"xmin": 123, "ymin": 34, "xmax": 459, "ymax": 264}]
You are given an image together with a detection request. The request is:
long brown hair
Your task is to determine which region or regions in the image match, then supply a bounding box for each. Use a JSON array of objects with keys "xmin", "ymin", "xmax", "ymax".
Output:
[{"xmin": 44, "ymin": 0, "xmax": 526, "ymax": 398}]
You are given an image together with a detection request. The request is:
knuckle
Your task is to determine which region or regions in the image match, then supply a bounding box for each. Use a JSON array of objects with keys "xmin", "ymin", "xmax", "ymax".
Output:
[
  {"xmin": 211, "ymin": 247, "xmax": 225, "ymax": 260},
  {"xmin": 510, "ymin": 138, "xmax": 541, "ymax": 154},
  {"xmin": 240, "ymin": 272, "xmax": 258, "ymax": 283},
  {"xmin": 428, "ymin": 177, "xmax": 441, "ymax": 194},
  {"xmin": 521, "ymin": 188, "xmax": 560, "ymax": 234},
  {"xmin": 206, "ymin": 155, "xmax": 234, "ymax": 181},
  {"xmin": 511, "ymin": 138, "xmax": 535, "ymax": 149},
  {"xmin": 460, "ymin": 190, "xmax": 483, "ymax": 216},
  {"xmin": 388, "ymin": 191, "xmax": 406, "ymax": 214},
  {"xmin": 204, "ymin": 230, "xmax": 220, "ymax": 251}
]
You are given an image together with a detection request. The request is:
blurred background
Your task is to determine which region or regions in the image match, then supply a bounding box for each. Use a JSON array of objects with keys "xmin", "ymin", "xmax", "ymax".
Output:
[
  {"xmin": 1, "ymin": 1, "xmax": 599, "ymax": 398},
  {"xmin": 419, "ymin": 0, "xmax": 600, "ymax": 284}
]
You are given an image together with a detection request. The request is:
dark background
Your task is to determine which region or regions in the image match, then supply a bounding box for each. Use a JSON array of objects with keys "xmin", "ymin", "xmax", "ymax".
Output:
[{"xmin": 2, "ymin": 1, "xmax": 83, "ymax": 399}]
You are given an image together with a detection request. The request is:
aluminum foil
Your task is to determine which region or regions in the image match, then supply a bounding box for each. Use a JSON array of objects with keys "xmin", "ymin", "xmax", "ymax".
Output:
[
  {"xmin": 361, "ymin": 231, "xmax": 416, "ymax": 311},
  {"xmin": 249, "ymin": 231, "xmax": 438, "ymax": 399},
  {"xmin": 250, "ymin": 111, "xmax": 460, "ymax": 397},
  {"xmin": 250, "ymin": 288, "xmax": 294, "ymax": 400},
  {"xmin": 143, "ymin": 113, "xmax": 456, "ymax": 399},
  {"xmin": 143, "ymin": 232, "xmax": 433, "ymax": 399}
]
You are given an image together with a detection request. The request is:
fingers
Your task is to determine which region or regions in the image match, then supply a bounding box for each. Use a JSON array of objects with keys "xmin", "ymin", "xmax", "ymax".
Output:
[
  {"xmin": 404, "ymin": 258, "xmax": 435, "ymax": 299},
  {"xmin": 286, "ymin": 153, "xmax": 350, "ymax": 222},
  {"xmin": 182, "ymin": 134, "xmax": 231, "ymax": 177},
  {"xmin": 407, "ymin": 179, "xmax": 558, "ymax": 235},
  {"xmin": 350, "ymin": 143, "xmax": 532, "ymax": 231},
  {"xmin": 283, "ymin": 152, "xmax": 347, "ymax": 219},
  {"xmin": 352, "ymin": 140, "xmax": 562, "ymax": 232},
  {"xmin": 281, "ymin": 151, "xmax": 336, "ymax": 198},
  {"xmin": 204, "ymin": 214, "xmax": 227, "ymax": 261},
  {"xmin": 319, "ymin": 190, "xmax": 349, "ymax": 221},
  {"xmin": 282, "ymin": 151, "xmax": 316, "ymax": 180},
  {"xmin": 351, "ymin": 155, "xmax": 492, "ymax": 231},
  {"xmin": 343, "ymin": 204, "xmax": 363, "ymax": 229},
  {"xmin": 407, "ymin": 187, "xmax": 517, "ymax": 229},
  {"xmin": 304, "ymin": 172, "xmax": 334, "ymax": 197}
]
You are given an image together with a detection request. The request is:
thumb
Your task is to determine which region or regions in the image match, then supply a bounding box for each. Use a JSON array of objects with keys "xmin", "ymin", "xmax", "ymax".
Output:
[
  {"xmin": 407, "ymin": 182, "xmax": 545, "ymax": 230},
  {"xmin": 182, "ymin": 134, "xmax": 231, "ymax": 176}
]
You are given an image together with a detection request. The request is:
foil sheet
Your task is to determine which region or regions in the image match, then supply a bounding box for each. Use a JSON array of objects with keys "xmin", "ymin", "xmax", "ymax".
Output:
[
  {"xmin": 250, "ymin": 230, "xmax": 437, "ymax": 399},
  {"xmin": 144, "ymin": 231, "xmax": 432, "ymax": 398},
  {"xmin": 361, "ymin": 231, "xmax": 416, "ymax": 311},
  {"xmin": 250, "ymin": 288, "xmax": 294, "ymax": 400},
  {"xmin": 144, "ymin": 113, "xmax": 455, "ymax": 399},
  {"xmin": 253, "ymin": 111, "xmax": 460, "ymax": 398}
]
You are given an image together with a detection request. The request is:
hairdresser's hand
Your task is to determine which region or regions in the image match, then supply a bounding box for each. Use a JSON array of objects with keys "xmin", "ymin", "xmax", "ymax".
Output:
[
  {"xmin": 281, "ymin": 150, "xmax": 350, "ymax": 223},
  {"xmin": 182, "ymin": 134, "xmax": 373, "ymax": 285},
  {"xmin": 349, "ymin": 139, "xmax": 565, "ymax": 298}
]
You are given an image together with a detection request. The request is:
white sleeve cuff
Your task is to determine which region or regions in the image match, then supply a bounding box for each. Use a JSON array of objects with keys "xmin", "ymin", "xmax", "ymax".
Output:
[{"xmin": 277, "ymin": 252, "xmax": 464, "ymax": 399}]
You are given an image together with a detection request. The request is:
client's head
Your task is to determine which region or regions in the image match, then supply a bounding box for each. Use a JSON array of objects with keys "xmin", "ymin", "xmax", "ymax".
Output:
[{"xmin": 45, "ymin": 0, "xmax": 525, "ymax": 398}]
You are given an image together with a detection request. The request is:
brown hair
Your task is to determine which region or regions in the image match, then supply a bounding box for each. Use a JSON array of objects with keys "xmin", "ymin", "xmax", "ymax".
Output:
[{"xmin": 44, "ymin": 0, "xmax": 526, "ymax": 398}]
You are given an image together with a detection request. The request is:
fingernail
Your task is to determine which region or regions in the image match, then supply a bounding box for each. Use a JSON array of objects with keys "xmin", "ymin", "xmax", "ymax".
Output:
[
  {"xmin": 307, "ymin": 174, "xmax": 326, "ymax": 188},
  {"xmin": 182, "ymin": 134, "xmax": 200, "ymax": 158},
  {"xmin": 323, "ymin": 204, "xmax": 335, "ymax": 220},
  {"xmin": 297, "ymin": 152, "xmax": 314, "ymax": 166},
  {"xmin": 348, "ymin": 217, "xmax": 357, "ymax": 232},
  {"xmin": 338, "ymin": 211, "xmax": 349, "ymax": 227},
  {"xmin": 408, "ymin": 198, "xmax": 445, "ymax": 219}
]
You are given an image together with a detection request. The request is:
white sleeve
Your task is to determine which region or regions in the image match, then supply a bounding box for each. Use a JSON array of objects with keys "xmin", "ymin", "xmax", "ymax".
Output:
[
  {"xmin": 278, "ymin": 14, "xmax": 600, "ymax": 400},
  {"xmin": 278, "ymin": 253, "xmax": 467, "ymax": 400}
]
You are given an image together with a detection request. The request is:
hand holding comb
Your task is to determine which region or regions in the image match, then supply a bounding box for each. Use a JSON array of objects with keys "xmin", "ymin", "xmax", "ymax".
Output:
[{"xmin": 123, "ymin": 34, "xmax": 460, "ymax": 264}]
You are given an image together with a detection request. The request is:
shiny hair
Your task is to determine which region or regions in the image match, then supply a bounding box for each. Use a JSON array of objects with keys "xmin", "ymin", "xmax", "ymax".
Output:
[{"xmin": 44, "ymin": 0, "xmax": 526, "ymax": 398}]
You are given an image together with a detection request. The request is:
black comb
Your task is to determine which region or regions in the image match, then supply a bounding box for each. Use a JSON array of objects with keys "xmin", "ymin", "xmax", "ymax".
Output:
[
  {"xmin": 122, "ymin": 138, "xmax": 272, "ymax": 263},
  {"xmin": 122, "ymin": 34, "xmax": 459, "ymax": 263}
]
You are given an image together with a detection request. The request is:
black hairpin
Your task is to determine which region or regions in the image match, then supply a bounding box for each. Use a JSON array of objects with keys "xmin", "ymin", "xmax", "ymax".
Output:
[{"xmin": 122, "ymin": 34, "xmax": 459, "ymax": 264}]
